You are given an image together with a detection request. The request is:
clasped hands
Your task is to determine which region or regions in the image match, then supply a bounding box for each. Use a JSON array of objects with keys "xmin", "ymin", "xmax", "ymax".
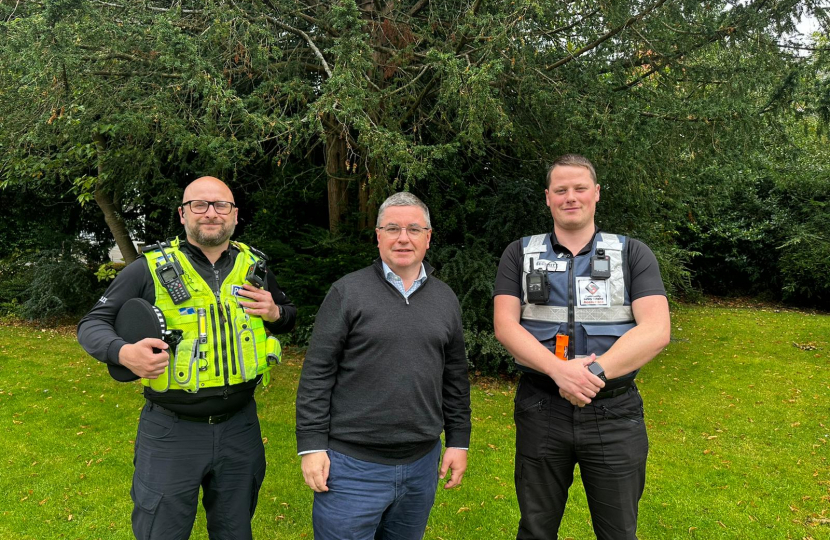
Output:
[{"xmin": 554, "ymin": 353, "xmax": 606, "ymax": 407}]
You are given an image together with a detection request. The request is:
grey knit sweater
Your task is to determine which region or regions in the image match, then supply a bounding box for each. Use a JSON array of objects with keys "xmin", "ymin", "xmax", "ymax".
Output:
[{"xmin": 295, "ymin": 259, "xmax": 471, "ymax": 464}]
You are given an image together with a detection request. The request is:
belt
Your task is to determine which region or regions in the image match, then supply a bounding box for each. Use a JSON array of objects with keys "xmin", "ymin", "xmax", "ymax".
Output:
[
  {"xmin": 147, "ymin": 402, "xmax": 238, "ymax": 424},
  {"xmin": 594, "ymin": 385, "xmax": 632, "ymax": 400}
]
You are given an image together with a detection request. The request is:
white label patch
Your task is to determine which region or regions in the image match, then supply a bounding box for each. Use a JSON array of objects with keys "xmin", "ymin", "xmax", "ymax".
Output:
[
  {"xmin": 231, "ymin": 285, "xmax": 244, "ymax": 297},
  {"xmin": 526, "ymin": 259, "xmax": 567, "ymax": 273},
  {"xmin": 576, "ymin": 278, "xmax": 609, "ymax": 307},
  {"xmin": 98, "ymin": 296, "xmax": 108, "ymax": 304}
]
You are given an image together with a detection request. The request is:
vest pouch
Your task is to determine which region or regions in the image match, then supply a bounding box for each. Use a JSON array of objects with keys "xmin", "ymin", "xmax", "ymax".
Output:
[
  {"xmin": 264, "ymin": 336, "xmax": 282, "ymax": 370},
  {"xmin": 146, "ymin": 362, "xmax": 172, "ymax": 393},
  {"xmin": 582, "ymin": 323, "xmax": 636, "ymax": 357},
  {"xmin": 233, "ymin": 314, "xmax": 259, "ymax": 382},
  {"xmin": 172, "ymin": 338, "xmax": 200, "ymax": 393}
]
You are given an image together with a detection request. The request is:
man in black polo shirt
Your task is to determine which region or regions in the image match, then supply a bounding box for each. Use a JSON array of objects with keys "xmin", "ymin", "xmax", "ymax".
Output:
[
  {"xmin": 78, "ymin": 176, "xmax": 296, "ymax": 540},
  {"xmin": 493, "ymin": 154, "xmax": 670, "ymax": 539}
]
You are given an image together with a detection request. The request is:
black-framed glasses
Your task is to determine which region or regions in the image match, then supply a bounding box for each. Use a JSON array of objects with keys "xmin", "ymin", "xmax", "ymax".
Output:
[
  {"xmin": 376, "ymin": 225, "xmax": 431, "ymax": 238},
  {"xmin": 181, "ymin": 200, "xmax": 236, "ymax": 215}
]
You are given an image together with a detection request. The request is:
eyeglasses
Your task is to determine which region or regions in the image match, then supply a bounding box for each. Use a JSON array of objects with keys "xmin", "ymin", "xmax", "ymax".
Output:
[
  {"xmin": 181, "ymin": 200, "xmax": 236, "ymax": 215},
  {"xmin": 376, "ymin": 225, "xmax": 431, "ymax": 238}
]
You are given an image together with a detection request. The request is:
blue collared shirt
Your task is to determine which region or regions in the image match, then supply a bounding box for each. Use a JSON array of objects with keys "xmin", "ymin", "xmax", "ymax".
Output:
[{"xmin": 382, "ymin": 261, "xmax": 428, "ymax": 299}]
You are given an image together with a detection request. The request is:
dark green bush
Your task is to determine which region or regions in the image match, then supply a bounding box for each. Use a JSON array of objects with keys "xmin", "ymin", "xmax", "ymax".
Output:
[
  {"xmin": 431, "ymin": 236, "xmax": 514, "ymax": 375},
  {"xmin": 0, "ymin": 254, "xmax": 31, "ymax": 317},
  {"xmin": 19, "ymin": 248, "xmax": 103, "ymax": 321}
]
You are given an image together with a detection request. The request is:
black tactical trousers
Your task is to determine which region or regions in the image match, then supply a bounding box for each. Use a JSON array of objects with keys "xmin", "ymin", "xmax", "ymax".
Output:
[
  {"xmin": 514, "ymin": 374, "xmax": 648, "ymax": 540},
  {"xmin": 130, "ymin": 398, "xmax": 266, "ymax": 540}
]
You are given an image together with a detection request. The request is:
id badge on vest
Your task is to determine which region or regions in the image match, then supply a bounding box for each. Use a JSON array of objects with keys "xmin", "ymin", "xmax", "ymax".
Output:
[{"xmin": 575, "ymin": 277, "xmax": 610, "ymax": 307}]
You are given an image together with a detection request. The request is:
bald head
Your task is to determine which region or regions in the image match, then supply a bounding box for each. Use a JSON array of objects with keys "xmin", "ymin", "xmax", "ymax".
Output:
[{"xmin": 182, "ymin": 176, "xmax": 235, "ymax": 205}]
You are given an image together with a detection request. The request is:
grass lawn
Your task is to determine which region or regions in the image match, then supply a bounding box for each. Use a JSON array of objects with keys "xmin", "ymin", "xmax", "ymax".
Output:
[{"xmin": 1, "ymin": 304, "xmax": 828, "ymax": 539}]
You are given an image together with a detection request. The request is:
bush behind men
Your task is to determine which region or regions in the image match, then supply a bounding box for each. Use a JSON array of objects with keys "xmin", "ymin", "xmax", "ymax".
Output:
[
  {"xmin": 494, "ymin": 154, "xmax": 671, "ymax": 539},
  {"xmin": 78, "ymin": 176, "xmax": 297, "ymax": 539}
]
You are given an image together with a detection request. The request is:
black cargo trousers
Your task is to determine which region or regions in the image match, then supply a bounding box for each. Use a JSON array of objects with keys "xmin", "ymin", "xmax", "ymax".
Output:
[
  {"xmin": 130, "ymin": 398, "xmax": 267, "ymax": 540},
  {"xmin": 514, "ymin": 373, "xmax": 649, "ymax": 540}
]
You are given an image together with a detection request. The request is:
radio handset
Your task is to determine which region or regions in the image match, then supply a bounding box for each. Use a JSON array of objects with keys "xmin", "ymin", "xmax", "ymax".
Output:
[{"xmin": 154, "ymin": 244, "xmax": 191, "ymax": 304}]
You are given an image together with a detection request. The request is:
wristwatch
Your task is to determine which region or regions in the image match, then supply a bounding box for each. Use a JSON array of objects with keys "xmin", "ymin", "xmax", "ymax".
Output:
[{"xmin": 587, "ymin": 361, "xmax": 607, "ymax": 381}]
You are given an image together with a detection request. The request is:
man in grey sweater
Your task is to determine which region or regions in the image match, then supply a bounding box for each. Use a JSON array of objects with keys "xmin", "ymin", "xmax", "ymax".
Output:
[{"xmin": 296, "ymin": 192, "xmax": 471, "ymax": 540}]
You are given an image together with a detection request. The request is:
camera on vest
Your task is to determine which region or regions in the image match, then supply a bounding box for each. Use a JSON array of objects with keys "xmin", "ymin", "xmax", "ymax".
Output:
[
  {"xmin": 591, "ymin": 248, "xmax": 611, "ymax": 280},
  {"xmin": 526, "ymin": 257, "xmax": 551, "ymax": 305}
]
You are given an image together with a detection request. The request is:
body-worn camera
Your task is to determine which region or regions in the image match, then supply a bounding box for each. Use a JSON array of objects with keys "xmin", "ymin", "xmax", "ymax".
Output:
[
  {"xmin": 590, "ymin": 248, "xmax": 611, "ymax": 280},
  {"xmin": 245, "ymin": 259, "xmax": 268, "ymax": 289},
  {"xmin": 526, "ymin": 257, "xmax": 551, "ymax": 305}
]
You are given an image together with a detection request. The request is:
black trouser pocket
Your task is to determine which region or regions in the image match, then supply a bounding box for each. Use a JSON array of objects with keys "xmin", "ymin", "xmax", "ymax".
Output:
[
  {"xmin": 593, "ymin": 390, "xmax": 648, "ymax": 469},
  {"xmin": 514, "ymin": 378, "xmax": 550, "ymax": 459},
  {"xmin": 131, "ymin": 475, "xmax": 162, "ymax": 540}
]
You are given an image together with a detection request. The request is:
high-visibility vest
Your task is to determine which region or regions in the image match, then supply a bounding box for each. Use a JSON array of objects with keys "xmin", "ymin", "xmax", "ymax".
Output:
[
  {"xmin": 143, "ymin": 238, "xmax": 281, "ymax": 393},
  {"xmin": 519, "ymin": 232, "xmax": 637, "ymax": 382}
]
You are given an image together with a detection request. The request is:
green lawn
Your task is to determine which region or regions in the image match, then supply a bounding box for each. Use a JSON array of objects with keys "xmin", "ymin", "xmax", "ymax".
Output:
[{"xmin": 1, "ymin": 304, "xmax": 828, "ymax": 539}]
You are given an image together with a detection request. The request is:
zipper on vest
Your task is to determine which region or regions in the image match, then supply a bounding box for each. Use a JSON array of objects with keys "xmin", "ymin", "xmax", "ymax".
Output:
[
  {"xmin": 213, "ymin": 267, "xmax": 222, "ymax": 304},
  {"xmin": 216, "ymin": 303, "xmax": 231, "ymax": 386},
  {"xmin": 567, "ymin": 255, "xmax": 575, "ymax": 359},
  {"xmin": 225, "ymin": 301, "xmax": 238, "ymax": 375},
  {"xmin": 210, "ymin": 305, "xmax": 220, "ymax": 377}
]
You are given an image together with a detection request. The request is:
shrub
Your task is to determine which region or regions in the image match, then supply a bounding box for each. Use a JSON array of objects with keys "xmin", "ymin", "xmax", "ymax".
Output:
[{"xmin": 19, "ymin": 248, "xmax": 103, "ymax": 321}]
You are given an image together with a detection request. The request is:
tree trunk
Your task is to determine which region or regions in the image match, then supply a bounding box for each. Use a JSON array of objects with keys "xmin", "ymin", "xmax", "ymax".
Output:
[
  {"xmin": 93, "ymin": 133, "xmax": 138, "ymax": 264},
  {"xmin": 359, "ymin": 167, "xmax": 378, "ymax": 230},
  {"xmin": 325, "ymin": 129, "xmax": 349, "ymax": 233}
]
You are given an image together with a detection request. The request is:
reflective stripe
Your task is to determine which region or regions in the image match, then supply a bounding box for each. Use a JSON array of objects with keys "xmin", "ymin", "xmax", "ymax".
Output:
[
  {"xmin": 521, "ymin": 304, "xmax": 634, "ymax": 323},
  {"xmin": 596, "ymin": 233, "xmax": 625, "ymax": 305},
  {"xmin": 596, "ymin": 232, "xmax": 623, "ymax": 252},
  {"xmin": 523, "ymin": 234, "xmax": 547, "ymax": 254}
]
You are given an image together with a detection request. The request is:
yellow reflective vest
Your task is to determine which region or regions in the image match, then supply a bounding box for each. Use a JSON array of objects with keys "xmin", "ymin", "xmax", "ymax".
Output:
[{"xmin": 143, "ymin": 238, "xmax": 281, "ymax": 393}]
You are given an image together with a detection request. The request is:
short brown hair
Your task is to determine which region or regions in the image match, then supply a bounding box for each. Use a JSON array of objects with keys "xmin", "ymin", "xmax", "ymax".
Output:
[{"xmin": 546, "ymin": 154, "xmax": 597, "ymax": 187}]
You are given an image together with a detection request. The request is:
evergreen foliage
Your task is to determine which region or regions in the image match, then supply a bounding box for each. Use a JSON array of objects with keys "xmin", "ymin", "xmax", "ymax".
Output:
[{"xmin": 1, "ymin": 1, "xmax": 828, "ymax": 371}]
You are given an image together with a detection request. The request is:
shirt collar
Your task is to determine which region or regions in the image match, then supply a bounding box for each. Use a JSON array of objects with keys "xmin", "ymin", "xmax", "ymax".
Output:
[
  {"xmin": 179, "ymin": 237, "xmax": 235, "ymax": 265},
  {"xmin": 550, "ymin": 226, "xmax": 599, "ymax": 256},
  {"xmin": 381, "ymin": 261, "xmax": 427, "ymax": 283}
]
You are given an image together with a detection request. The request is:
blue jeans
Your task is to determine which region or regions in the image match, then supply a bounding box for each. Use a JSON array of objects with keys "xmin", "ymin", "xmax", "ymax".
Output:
[{"xmin": 313, "ymin": 441, "xmax": 442, "ymax": 540}]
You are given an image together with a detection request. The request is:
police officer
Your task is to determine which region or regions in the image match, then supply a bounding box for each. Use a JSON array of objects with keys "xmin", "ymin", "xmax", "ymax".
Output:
[
  {"xmin": 493, "ymin": 154, "xmax": 670, "ymax": 540},
  {"xmin": 78, "ymin": 176, "xmax": 296, "ymax": 540}
]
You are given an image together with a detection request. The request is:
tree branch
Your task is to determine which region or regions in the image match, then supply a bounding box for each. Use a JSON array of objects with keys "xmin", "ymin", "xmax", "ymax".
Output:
[
  {"xmin": 90, "ymin": 0, "xmax": 202, "ymax": 14},
  {"xmin": 545, "ymin": 0, "xmax": 668, "ymax": 71},
  {"xmin": 387, "ymin": 64, "xmax": 429, "ymax": 95},
  {"xmin": 639, "ymin": 111, "xmax": 720, "ymax": 122},
  {"xmin": 409, "ymin": 0, "xmax": 429, "ymax": 17},
  {"xmin": 247, "ymin": 8, "xmax": 333, "ymax": 78},
  {"xmin": 91, "ymin": 70, "xmax": 181, "ymax": 79}
]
